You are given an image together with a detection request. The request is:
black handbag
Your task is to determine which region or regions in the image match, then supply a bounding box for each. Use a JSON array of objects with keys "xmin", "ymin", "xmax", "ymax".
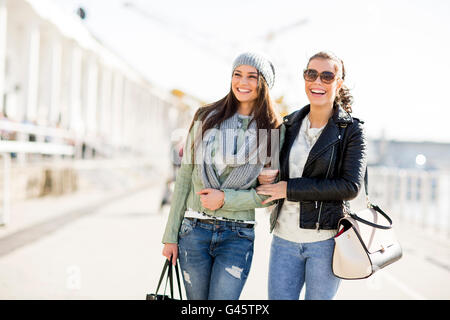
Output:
[{"xmin": 146, "ymin": 258, "xmax": 183, "ymax": 300}]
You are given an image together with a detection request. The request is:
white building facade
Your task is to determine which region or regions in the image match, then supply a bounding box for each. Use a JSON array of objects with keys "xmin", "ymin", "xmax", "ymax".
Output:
[{"xmin": 0, "ymin": 0, "xmax": 181, "ymax": 161}]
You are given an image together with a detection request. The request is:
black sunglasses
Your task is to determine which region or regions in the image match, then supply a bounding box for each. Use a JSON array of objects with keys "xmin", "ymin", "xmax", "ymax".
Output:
[{"xmin": 303, "ymin": 69, "xmax": 337, "ymax": 84}]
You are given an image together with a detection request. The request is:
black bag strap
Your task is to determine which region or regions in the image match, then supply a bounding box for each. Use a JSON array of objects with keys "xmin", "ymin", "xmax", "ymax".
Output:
[
  {"xmin": 155, "ymin": 259, "xmax": 170, "ymax": 295},
  {"xmin": 349, "ymin": 202, "xmax": 393, "ymax": 230},
  {"xmin": 336, "ymin": 124, "xmax": 350, "ymax": 212},
  {"xmin": 336, "ymin": 124, "xmax": 393, "ymax": 230},
  {"xmin": 154, "ymin": 257, "xmax": 183, "ymax": 300},
  {"xmin": 166, "ymin": 260, "xmax": 173, "ymax": 298},
  {"xmin": 174, "ymin": 261, "xmax": 183, "ymax": 300},
  {"xmin": 336, "ymin": 124, "xmax": 348, "ymax": 178},
  {"xmin": 363, "ymin": 166, "xmax": 370, "ymax": 198}
]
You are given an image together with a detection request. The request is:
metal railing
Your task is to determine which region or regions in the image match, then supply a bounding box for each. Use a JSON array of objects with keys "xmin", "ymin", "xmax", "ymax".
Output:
[
  {"xmin": 0, "ymin": 117, "xmax": 173, "ymax": 226},
  {"xmin": 0, "ymin": 120, "xmax": 76, "ymax": 225},
  {"xmin": 367, "ymin": 166, "xmax": 450, "ymax": 240},
  {"xmin": 0, "ymin": 119, "xmax": 112, "ymax": 157}
]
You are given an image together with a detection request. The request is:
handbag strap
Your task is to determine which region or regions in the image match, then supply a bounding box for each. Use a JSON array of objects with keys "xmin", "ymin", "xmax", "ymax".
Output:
[
  {"xmin": 155, "ymin": 257, "xmax": 183, "ymax": 300},
  {"xmin": 337, "ymin": 122, "xmax": 370, "ymax": 198},
  {"xmin": 174, "ymin": 261, "xmax": 183, "ymax": 300},
  {"xmin": 337, "ymin": 125, "xmax": 393, "ymax": 230},
  {"xmin": 154, "ymin": 259, "xmax": 170, "ymax": 295},
  {"xmin": 166, "ymin": 259, "xmax": 173, "ymax": 298},
  {"xmin": 349, "ymin": 203, "xmax": 393, "ymax": 230},
  {"xmin": 167, "ymin": 257, "xmax": 183, "ymax": 300}
]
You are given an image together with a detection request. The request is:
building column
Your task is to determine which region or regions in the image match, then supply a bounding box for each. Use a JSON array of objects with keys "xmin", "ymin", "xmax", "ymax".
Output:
[
  {"xmin": 86, "ymin": 55, "xmax": 98, "ymax": 135},
  {"xmin": 99, "ymin": 67, "xmax": 112, "ymax": 139},
  {"xmin": 69, "ymin": 45, "xmax": 83, "ymax": 158},
  {"xmin": 122, "ymin": 80, "xmax": 130, "ymax": 148},
  {"xmin": 25, "ymin": 21, "xmax": 40, "ymax": 122},
  {"xmin": 84, "ymin": 55, "xmax": 98, "ymax": 158},
  {"xmin": 49, "ymin": 38, "xmax": 62, "ymax": 126},
  {"xmin": 0, "ymin": 0, "xmax": 7, "ymax": 114},
  {"xmin": 15, "ymin": 20, "xmax": 40, "ymax": 164},
  {"xmin": 111, "ymin": 72, "xmax": 124, "ymax": 151},
  {"xmin": 118, "ymin": 76, "xmax": 125, "ymax": 148},
  {"xmin": 70, "ymin": 45, "xmax": 82, "ymax": 132}
]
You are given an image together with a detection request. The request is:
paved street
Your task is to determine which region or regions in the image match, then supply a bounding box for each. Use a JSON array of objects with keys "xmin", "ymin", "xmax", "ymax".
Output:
[{"xmin": 0, "ymin": 181, "xmax": 449, "ymax": 300}]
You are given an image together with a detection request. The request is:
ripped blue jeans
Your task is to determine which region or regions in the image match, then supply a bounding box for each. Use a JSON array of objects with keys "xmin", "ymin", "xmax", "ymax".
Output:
[{"xmin": 177, "ymin": 217, "xmax": 255, "ymax": 300}]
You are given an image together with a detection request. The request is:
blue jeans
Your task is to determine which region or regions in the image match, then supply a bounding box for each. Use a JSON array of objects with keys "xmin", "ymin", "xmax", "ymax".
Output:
[
  {"xmin": 268, "ymin": 235, "xmax": 341, "ymax": 300},
  {"xmin": 178, "ymin": 218, "xmax": 254, "ymax": 300}
]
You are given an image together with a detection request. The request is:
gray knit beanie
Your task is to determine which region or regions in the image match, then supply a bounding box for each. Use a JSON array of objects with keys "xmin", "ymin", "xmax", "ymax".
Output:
[{"xmin": 231, "ymin": 52, "xmax": 275, "ymax": 89}]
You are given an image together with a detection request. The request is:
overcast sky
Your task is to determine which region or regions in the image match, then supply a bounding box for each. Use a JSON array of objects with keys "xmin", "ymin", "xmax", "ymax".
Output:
[{"xmin": 54, "ymin": 0, "xmax": 450, "ymax": 143}]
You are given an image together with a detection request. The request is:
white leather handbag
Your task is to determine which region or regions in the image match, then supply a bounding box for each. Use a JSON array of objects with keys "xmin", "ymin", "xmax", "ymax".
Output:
[{"xmin": 332, "ymin": 171, "xmax": 402, "ymax": 280}]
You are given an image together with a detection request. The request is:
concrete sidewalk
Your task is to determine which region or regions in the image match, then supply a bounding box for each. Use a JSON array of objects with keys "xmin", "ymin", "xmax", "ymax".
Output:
[{"xmin": 0, "ymin": 182, "xmax": 449, "ymax": 299}]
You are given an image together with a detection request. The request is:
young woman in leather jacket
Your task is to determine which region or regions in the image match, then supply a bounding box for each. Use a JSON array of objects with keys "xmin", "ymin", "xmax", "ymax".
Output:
[{"xmin": 256, "ymin": 51, "xmax": 367, "ymax": 300}]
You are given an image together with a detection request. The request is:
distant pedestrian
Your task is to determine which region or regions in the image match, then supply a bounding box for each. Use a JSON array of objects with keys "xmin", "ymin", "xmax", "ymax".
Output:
[
  {"xmin": 162, "ymin": 52, "xmax": 281, "ymax": 300},
  {"xmin": 256, "ymin": 51, "xmax": 367, "ymax": 300}
]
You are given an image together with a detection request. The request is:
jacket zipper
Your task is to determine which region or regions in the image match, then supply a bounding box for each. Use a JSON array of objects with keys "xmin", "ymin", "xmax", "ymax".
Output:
[
  {"xmin": 315, "ymin": 144, "xmax": 335, "ymax": 232},
  {"xmin": 303, "ymin": 137, "xmax": 339, "ymax": 172}
]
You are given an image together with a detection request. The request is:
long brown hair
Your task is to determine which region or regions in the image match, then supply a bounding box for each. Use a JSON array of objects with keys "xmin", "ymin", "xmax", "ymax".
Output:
[
  {"xmin": 188, "ymin": 73, "xmax": 281, "ymax": 156},
  {"xmin": 307, "ymin": 51, "xmax": 354, "ymax": 113}
]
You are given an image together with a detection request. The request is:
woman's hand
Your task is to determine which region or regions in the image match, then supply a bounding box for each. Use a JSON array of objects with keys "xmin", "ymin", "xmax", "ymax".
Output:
[
  {"xmin": 256, "ymin": 181, "xmax": 287, "ymax": 205},
  {"xmin": 258, "ymin": 169, "xmax": 279, "ymax": 185},
  {"xmin": 196, "ymin": 188, "xmax": 225, "ymax": 210},
  {"xmin": 162, "ymin": 243, "xmax": 178, "ymax": 266}
]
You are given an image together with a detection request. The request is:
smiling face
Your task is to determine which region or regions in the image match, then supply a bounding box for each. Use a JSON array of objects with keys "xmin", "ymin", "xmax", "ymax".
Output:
[
  {"xmin": 231, "ymin": 65, "xmax": 259, "ymax": 107},
  {"xmin": 305, "ymin": 58, "xmax": 343, "ymax": 107}
]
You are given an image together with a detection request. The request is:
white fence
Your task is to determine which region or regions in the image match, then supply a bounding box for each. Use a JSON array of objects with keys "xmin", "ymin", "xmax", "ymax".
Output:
[
  {"xmin": 367, "ymin": 167, "xmax": 450, "ymax": 239},
  {"xmin": 0, "ymin": 140, "xmax": 75, "ymax": 226},
  {"xmin": 0, "ymin": 119, "xmax": 77, "ymax": 225}
]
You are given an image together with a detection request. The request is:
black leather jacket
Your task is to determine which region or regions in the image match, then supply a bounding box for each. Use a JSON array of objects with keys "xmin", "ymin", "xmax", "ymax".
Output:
[{"xmin": 270, "ymin": 104, "xmax": 367, "ymax": 232}]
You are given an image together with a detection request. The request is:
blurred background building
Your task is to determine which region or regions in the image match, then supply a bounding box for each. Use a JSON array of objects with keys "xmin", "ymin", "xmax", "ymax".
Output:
[{"xmin": 0, "ymin": 0, "xmax": 203, "ymax": 224}]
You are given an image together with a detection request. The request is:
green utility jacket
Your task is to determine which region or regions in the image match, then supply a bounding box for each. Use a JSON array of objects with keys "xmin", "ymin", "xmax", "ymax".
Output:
[{"xmin": 162, "ymin": 122, "xmax": 285, "ymax": 244}]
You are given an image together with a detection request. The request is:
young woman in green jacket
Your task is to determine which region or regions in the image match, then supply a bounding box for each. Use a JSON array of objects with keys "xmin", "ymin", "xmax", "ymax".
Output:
[{"xmin": 161, "ymin": 52, "xmax": 281, "ymax": 300}]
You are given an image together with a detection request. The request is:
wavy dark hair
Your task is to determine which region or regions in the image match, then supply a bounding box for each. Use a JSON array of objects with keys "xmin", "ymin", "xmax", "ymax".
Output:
[
  {"xmin": 187, "ymin": 73, "xmax": 281, "ymax": 158},
  {"xmin": 307, "ymin": 51, "xmax": 354, "ymax": 113}
]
